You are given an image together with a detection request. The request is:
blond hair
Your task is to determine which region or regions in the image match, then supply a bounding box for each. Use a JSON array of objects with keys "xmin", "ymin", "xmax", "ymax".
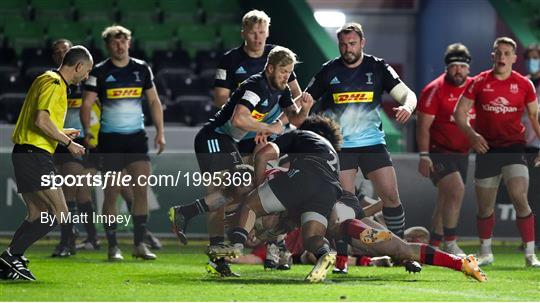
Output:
[
  {"xmin": 242, "ymin": 10, "xmax": 270, "ymax": 30},
  {"xmin": 266, "ymin": 46, "xmax": 297, "ymax": 68},
  {"xmin": 102, "ymin": 25, "xmax": 132, "ymax": 43}
]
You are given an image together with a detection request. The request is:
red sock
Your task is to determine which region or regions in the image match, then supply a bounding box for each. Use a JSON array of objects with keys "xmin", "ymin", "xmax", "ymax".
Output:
[
  {"xmin": 477, "ymin": 214, "xmax": 495, "ymax": 239},
  {"xmin": 429, "ymin": 233, "xmax": 443, "ymax": 247},
  {"xmin": 340, "ymin": 219, "xmax": 368, "ymax": 239},
  {"xmin": 418, "ymin": 244, "xmax": 462, "ymax": 271},
  {"xmin": 516, "ymin": 213, "xmax": 535, "ymax": 243}
]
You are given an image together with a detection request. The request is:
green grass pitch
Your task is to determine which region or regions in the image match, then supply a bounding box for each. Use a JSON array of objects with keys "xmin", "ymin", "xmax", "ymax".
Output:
[{"xmin": 1, "ymin": 239, "xmax": 539, "ymax": 301}]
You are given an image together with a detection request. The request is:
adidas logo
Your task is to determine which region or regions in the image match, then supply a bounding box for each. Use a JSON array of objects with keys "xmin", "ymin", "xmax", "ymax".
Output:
[
  {"xmin": 330, "ymin": 77, "xmax": 340, "ymax": 85},
  {"xmin": 261, "ymin": 99, "xmax": 269, "ymax": 106},
  {"xmin": 235, "ymin": 66, "xmax": 247, "ymax": 74},
  {"xmin": 105, "ymin": 75, "xmax": 116, "ymax": 82}
]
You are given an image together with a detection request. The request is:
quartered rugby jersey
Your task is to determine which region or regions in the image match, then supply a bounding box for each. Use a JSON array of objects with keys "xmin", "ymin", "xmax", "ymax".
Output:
[
  {"xmin": 306, "ymin": 54, "xmax": 401, "ymax": 148},
  {"xmin": 84, "ymin": 58, "xmax": 154, "ymax": 134},
  {"xmin": 214, "ymin": 44, "xmax": 296, "ymax": 90},
  {"xmin": 64, "ymin": 83, "xmax": 101, "ymax": 143},
  {"xmin": 274, "ymin": 129, "xmax": 342, "ymax": 195},
  {"xmin": 208, "ymin": 72, "xmax": 294, "ymax": 141}
]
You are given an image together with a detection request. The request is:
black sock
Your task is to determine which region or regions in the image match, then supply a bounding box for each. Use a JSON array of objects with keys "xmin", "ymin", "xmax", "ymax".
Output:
[
  {"xmin": 78, "ymin": 202, "xmax": 97, "ymax": 240},
  {"xmin": 59, "ymin": 201, "xmax": 78, "ymax": 245},
  {"xmin": 209, "ymin": 236, "xmax": 225, "ymax": 246},
  {"xmin": 180, "ymin": 199, "xmax": 209, "ymax": 220},
  {"xmin": 133, "ymin": 215, "xmax": 148, "ymax": 246},
  {"xmin": 335, "ymin": 239, "xmax": 348, "ymax": 256},
  {"xmin": 124, "ymin": 198, "xmax": 133, "ymax": 213},
  {"xmin": 9, "ymin": 220, "xmax": 32, "ymax": 247},
  {"xmin": 228, "ymin": 228, "xmax": 248, "ymax": 245},
  {"xmin": 104, "ymin": 222, "xmax": 118, "ymax": 247},
  {"xmin": 10, "ymin": 218, "xmax": 57, "ymax": 255},
  {"xmin": 315, "ymin": 243, "xmax": 331, "ymax": 259},
  {"xmin": 383, "ymin": 205, "xmax": 405, "ymax": 238}
]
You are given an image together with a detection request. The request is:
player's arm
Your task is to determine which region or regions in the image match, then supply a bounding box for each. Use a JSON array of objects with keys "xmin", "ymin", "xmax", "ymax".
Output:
[
  {"xmin": 231, "ymin": 104, "xmax": 284, "ymax": 134},
  {"xmin": 35, "ymin": 110, "xmax": 84, "ymax": 155},
  {"xmin": 282, "ymin": 92, "xmax": 314, "ymax": 127},
  {"xmin": 416, "ymin": 112, "xmax": 435, "ymax": 177},
  {"xmin": 254, "ymin": 142, "xmax": 280, "ymax": 185},
  {"xmin": 213, "ymin": 87, "xmax": 231, "ymax": 108},
  {"xmin": 525, "ymin": 100, "xmax": 540, "ymax": 165},
  {"xmin": 277, "ymin": 79, "xmax": 302, "ymax": 126},
  {"xmin": 454, "ymin": 95, "xmax": 488, "ymax": 154},
  {"xmin": 389, "ymin": 82, "xmax": 417, "ymax": 123},
  {"xmin": 145, "ymin": 86, "xmax": 166, "ymax": 154}
]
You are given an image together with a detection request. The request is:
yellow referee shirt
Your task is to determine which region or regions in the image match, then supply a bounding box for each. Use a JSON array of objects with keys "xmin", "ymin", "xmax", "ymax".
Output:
[{"xmin": 12, "ymin": 70, "xmax": 68, "ymax": 154}]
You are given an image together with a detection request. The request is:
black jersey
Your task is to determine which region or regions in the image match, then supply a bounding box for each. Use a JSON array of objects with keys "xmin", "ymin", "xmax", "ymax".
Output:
[
  {"xmin": 306, "ymin": 54, "xmax": 401, "ymax": 148},
  {"xmin": 84, "ymin": 57, "xmax": 154, "ymax": 134},
  {"xmin": 274, "ymin": 130, "xmax": 342, "ymax": 194},
  {"xmin": 214, "ymin": 44, "xmax": 296, "ymax": 90},
  {"xmin": 209, "ymin": 72, "xmax": 294, "ymax": 141},
  {"xmin": 64, "ymin": 83, "xmax": 83, "ymax": 136}
]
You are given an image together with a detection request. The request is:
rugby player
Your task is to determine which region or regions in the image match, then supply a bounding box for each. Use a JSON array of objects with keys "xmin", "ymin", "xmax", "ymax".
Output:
[{"xmin": 454, "ymin": 37, "xmax": 540, "ymax": 267}]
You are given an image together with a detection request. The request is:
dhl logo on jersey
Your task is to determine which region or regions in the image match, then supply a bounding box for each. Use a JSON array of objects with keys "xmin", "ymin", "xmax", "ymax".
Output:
[
  {"xmin": 106, "ymin": 87, "xmax": 143, "ymax": 99},
  {"xmin": 332, "ymin": 92, "xmax": 374, "ymax": 104},
  {"xmin": 251, "ymin": 110, "xmax": 268, "ymax": 121},
  {"xmin": 67, "ymin": 98, "xmax": 82, "ymax": 108}
]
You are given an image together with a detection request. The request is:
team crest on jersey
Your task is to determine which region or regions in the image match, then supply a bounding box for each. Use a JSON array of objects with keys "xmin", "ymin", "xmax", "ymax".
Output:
[
  {"xmin": 365, "ymin": 73, "xmax": 373, "ymax": 85},
  {"xmin": 332, "ymin": 92, "xmax": 374, "ymax": 104},
  {"xmin": 330, "ymin": 77, "xmax": 340, "ymax": 85},
  {"xmin": 235, "ymin": 66, "xmax": 247, "ymax": 74},
  {"xmin": 510, "ymin": 83, "xmax": 518, "ymax": 94},
  {"xmin": 482, "ymin": 97, "xmax": 518, "ymax": 114},
  {"xmin": 251, "ymin": 109, "xmax": 268, "ymax": 121},
  {"xmin": 133, "ymin": 71, "xmax": 141, "ymax": 82},
  {"xmin": 106, "ymin": 87, "xmax": 143, "ymax": 99}
]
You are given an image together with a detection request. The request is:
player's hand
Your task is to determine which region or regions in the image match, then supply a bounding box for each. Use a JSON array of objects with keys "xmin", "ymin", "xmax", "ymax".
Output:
[
  {"xmin": 155, "ymin": 132, "xmax": 166, "ymax": 155},
  {"xmin": 393, "ymin": 106, "xmax": 412, "ymax": 123},
  {"xmin": 82, "ymin": 133, "xmax": 95, "ymax": 149},
  {"xmin": 299, "ymin": 92, "xmax": 314, "ymax": 111},
  {"xmin": 63, "ymin": 128, "xmax": 80, "ymax": 139},
  {"xmin": 268, "ymin": 121, "xmax": 285, "ymax": 135},
  {"xmin": 418, "ymin": 157, "xmax": 433, "ymax": 177},
  {"xmin": 534, "ymin": 151, "xmax": 540, "ymax": 167},
  {"xmin": 68, "ymin": 141, "xmax": 85, "ymax": 156},
  {"xmin": 469, "ymin": 133, "xmax": 489, "ymax": 154},
  {"xmin": 255, "ymin": 132, "xmax": 270, "ymax": 144}
]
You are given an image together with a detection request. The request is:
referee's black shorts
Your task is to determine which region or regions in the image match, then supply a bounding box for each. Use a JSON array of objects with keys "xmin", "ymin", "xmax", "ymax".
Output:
[{"xmin": 12, "ymin": 144, "xmax": 57, "ymax": 193}]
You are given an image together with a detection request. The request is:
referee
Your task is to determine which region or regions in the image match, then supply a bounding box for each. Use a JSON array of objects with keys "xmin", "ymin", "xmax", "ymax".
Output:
[{"xmin": 0, "ymin": 46, "xmax": 93, "ymax": 281}]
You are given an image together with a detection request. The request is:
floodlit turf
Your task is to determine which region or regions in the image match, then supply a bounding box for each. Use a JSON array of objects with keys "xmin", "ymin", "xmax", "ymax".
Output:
[{"xmin": 0, "ymin": 239, "xmax": 539, "ymax": 301}]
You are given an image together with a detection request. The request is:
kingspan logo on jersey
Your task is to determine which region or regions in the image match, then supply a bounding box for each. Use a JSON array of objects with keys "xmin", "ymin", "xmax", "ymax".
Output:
[
  {"xmin": 106, "ymin": 87, "xmax": 143, "ymax": 99},
  {"xmin": 332, "ymin": 92, "xmax": 374, "ymax": 104},
  {"xmin": 482, "ymin": 97, "xmax": 518, "ymax": 114}
]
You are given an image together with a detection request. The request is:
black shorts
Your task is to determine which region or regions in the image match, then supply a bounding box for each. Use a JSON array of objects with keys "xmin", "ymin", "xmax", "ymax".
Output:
[
  {"xmin": 475, "ymin": 145, "xmax": 527, "ymax": 179},
  {"xmin": 339, "ymin": 144, "xmax": 393, "ymax": 178},
  {"xmin": 268, "ymin": 169, "xmax": 340, "ymax": 218},
  {"xmin": 429, "ymin": 153, "xmax": 469, "ymax": 185},
  {"xmin": 12, "ymin": 144, "xmax": 57, "ymax": 193},
  {"xmin": 194, "ymin": 126, "xmax": 243, "ymax": 173},
  {"xmin": 237, "ymin": 138, "xmax": 256, "ymax": 156},
  {"xmin": 98, "ymin": 130, "xmax": 150, "ymax": 172}
]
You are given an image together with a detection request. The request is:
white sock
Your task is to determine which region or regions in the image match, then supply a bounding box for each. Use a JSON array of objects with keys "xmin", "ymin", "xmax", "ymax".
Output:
[
  {"xmin": 525, "ymin": 241, "xmax": 535, "ymax": 256},
  {"xmin": 480, "ymin": 238, "xmax": 492, "ymax": 255}
]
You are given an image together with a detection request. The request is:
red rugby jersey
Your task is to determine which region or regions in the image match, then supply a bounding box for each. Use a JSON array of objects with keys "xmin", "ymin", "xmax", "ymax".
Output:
[
  {"xmin": 463, "ymin": 70, "xmax": 537, "ymax": 147},
  {"xmin": 418, "ymin": 74, "xmax": 474, "ymax": 153}
]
